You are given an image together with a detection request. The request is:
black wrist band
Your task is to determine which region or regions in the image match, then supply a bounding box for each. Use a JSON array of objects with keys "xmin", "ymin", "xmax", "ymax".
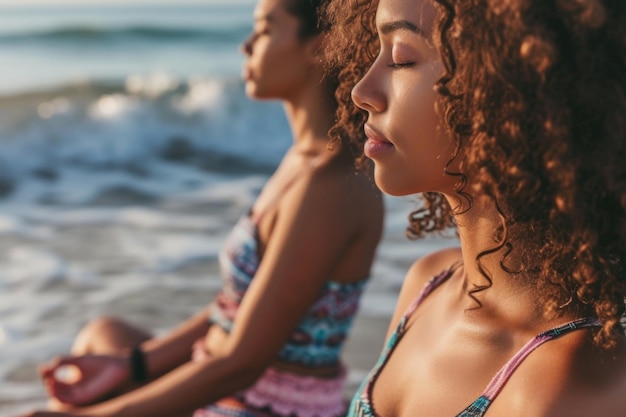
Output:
[{"xmin": 130, "ymin": 345, "xmax": 148, "ymax": 383}]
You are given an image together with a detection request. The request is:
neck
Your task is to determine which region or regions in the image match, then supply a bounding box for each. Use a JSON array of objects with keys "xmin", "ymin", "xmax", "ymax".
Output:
[
  {"xmin": 282, "ymin": 70, "xmax": 334, "ymax": 155},
  {"xmin": 447, "ymin": 193, "xmax": 571, "ymax": 331}
]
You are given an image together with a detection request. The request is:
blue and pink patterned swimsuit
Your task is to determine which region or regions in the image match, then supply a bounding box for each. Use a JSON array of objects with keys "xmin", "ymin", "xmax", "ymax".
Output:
[
  {"xmin": 210, "ymin": 212, "xmax": 365, "ymax": 367},
  {"xmin": 195, "ymin": 209, "xmax": 367, "ymax": 417},
  {"xmin": 348, "ymin": 266, "xmax": 600, "ymax": 417}
]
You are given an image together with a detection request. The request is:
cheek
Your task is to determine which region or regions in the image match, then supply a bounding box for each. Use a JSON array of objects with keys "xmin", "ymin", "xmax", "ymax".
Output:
[
  {"xmin": 394, "ymin": 80, "xmax": 440, "ymax": 147},
  {"xmin": 258, "ymin": 43, "xmax": 303, "ymax": 76},
  {"xmin": 253, "ymin": 42, "xmax": 277, "ymax": 67},
  {"xmin": 385, "ymin": 81, "xmax": 453, "ymax": 193},
  {"xmin": 249, "ymin": 37, "xmax": 281, "ymax": 63}
]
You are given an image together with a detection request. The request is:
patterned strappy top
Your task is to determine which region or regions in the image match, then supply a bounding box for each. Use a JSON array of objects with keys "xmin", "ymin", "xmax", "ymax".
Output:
[
  {"xmin": 348, "ymin": 266, "xmax": 600, "ymax": 417},
  {"xmin": 209, "ymin": 210, "xmax": 367, "ymax": 367}
]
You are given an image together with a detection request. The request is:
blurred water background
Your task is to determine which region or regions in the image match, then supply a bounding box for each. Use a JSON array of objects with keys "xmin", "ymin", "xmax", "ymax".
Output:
[{"xmin": 0, "ymin": 1, "xmax": 456, "ymax": 415}]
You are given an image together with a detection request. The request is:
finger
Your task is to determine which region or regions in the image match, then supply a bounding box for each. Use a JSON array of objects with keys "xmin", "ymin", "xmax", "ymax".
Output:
[
  {"xmin": 48, "ymin": 381, "xmax": 80, "ymax": 405},
  {"xmin": 39, "ymin": 363, "xmax": 57, "ymax": 379},
  {"xmin": 40, "ymin": 357, "xmax": 70, "ymax": 377},
  {"xmin": 43, "ymin": 377, "xmax": 67, "ymax": 401},
  {"xmin": 48, "ymin": 378, "xmax": 97, "ymax": 406}
]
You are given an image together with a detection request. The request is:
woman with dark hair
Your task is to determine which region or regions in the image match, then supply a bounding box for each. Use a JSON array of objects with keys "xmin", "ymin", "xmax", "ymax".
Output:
[
  {"xmin": 16, "ymin": 0, "xmax": 383, "ymax": 416},
  {"xmin": 324, "ymin": 0, "xmax": 626, "ymax": 415}
]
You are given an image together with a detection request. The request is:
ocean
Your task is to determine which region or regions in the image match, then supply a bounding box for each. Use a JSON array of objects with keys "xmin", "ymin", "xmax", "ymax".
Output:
[{"xmin": 0, "ymin": 3, "xmax": 457, "ymax": 415}]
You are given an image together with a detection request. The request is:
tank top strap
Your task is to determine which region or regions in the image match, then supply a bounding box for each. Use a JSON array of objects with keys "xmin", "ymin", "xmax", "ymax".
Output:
[
  {"xmin": 457, "ymin": 317, "xmax": 601, "ymax": 417},
  {"xmin": 400, "ymin": 261, "xmax": 462, "ymax": 326},
  {"xmin": 250, "ymin": 153, "xmax": 324, "ymax": 225},
  {"xmin": 483, "ymin": 317, "xmax": 601, "ymax": 400}
]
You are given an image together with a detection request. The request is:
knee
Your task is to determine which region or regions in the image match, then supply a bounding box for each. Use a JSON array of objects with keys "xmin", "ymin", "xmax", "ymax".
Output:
[
  {"xmin": 80, "ymin": 315, "xmax": 125, "ymax": 338},
  {"xmin": 72, "ymin": 316, "xmax": 137, "ymax": 355}
]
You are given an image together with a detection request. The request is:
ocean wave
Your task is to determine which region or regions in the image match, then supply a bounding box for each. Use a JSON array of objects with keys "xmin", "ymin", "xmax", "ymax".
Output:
[
  {"xmin": 0, "ymin": 74, "xmax": 290, "ymax": 199},
  {"xmin": 0, "ymin": 24, "xmax": 250, "ymax": 46}
]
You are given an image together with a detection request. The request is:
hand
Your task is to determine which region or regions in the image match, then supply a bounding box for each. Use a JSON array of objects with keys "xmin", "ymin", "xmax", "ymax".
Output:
[
  {"xmin": 191, "ymin": 337, "xmax": 210, "ymax": 362},
  {"xmin": 40, "ymin": 354, "xmax": 130, "ymax": 406},
  {"xmin": 16, "ymin": 411, "xmax": 78, "ymax": 417}
]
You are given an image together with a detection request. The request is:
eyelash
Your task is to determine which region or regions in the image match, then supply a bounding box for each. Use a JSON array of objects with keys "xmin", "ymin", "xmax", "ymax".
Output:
[{"xmin": 388, "ymin": 62, "xmax": 416, "ymax": 69}]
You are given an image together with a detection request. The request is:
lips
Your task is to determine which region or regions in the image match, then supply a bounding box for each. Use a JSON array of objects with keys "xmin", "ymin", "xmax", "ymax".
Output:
[
  {"xmin": 242, "ymin": 66, "xmax": 252, "ymax": 81},
  {"xmin": 364, "ymin": 124, "xmax": 394, "ymax": 158}
]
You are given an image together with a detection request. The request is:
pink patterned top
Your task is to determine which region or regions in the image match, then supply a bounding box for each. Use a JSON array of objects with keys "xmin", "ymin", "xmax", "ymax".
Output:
[{"xmin": 348, "ymin": 266, "xmax": 601, "ymax": 417}]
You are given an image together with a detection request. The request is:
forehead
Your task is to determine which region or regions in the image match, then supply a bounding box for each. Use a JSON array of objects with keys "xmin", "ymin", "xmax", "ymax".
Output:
[
  {"xmin": 253, "ymin": 0, "xmax": 286, "ymax": 19},
  {"xmin": 375, "ymin": 0, "xmax": 437, "ymax": 34}
]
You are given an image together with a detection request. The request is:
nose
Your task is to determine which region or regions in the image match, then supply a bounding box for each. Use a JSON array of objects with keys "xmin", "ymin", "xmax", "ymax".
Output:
[
  {"xmin": 240, "ymin": 33, "xmax": 254, "ymax": 56},
  {"xmin": 351, "ymin": 61, "xmax": 386, "ymax": 113}
]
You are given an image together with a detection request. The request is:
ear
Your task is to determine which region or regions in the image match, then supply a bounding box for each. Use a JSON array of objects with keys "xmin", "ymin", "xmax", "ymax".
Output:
[{"xmin": 303, "ymin": 33, "xmax": 325, "ymax": 66}]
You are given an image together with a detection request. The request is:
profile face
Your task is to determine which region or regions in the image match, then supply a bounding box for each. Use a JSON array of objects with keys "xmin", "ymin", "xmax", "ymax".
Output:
[
  {"xmin": 241, "ymin": 0, "xmax": 318, "ymax": 101},
  {"xmin": 351, "ymin": 0, "xmax": 457, "ymax": 197}
]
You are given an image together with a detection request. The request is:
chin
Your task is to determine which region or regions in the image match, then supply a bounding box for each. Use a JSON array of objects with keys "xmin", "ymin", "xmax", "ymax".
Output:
[
  {"xmin": 244, "ymin": 84, "xmax": 259, "ymax": 98},
  {"xmin": 245, "ymin": 85, "xmax": 275, "ymax": 101},
  {"xmin": 374, "ymin": 171, "xmax": 414, "ymax": 197}
]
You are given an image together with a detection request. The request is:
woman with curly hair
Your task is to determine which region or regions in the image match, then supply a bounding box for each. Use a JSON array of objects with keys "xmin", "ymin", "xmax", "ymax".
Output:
[
  {"xmin": 324, "ymin": 0, "xmax": 626, "ymax": 415},
  {"xmin": 15, "ymin": 0, "xmax": 383, "ymax": 416}
]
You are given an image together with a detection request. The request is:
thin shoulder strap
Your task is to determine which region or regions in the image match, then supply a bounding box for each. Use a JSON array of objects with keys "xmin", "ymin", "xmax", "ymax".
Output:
[
  {"xmin": 483, "ymin": 317, "xmax": 601, "ymax": 398},
  {"xmin": 400, "ymin": 261, "xmax": 461, "ymax": 325},
  {"xmin": 357, "ymin": 262, "xmax": 461, "ymax": 409},
  {"xmin": 457, "ymin": 317, "xmax": 602, "ymax": 417}
]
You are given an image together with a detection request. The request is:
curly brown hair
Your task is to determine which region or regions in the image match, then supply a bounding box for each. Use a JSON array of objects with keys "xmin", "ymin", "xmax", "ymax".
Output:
[
  {"xmin": 434, "ymin": 0, "xmax": 626, "ymax": 350},
  {"xmin": 325, "ymin": 0, "xmax": 626, "ymax": 350},
  {"xmin": 323, "ymin": 0, "xmax": 457, "ymax": 226},
  {"xmin": 321, "ymin": 0, "xmax": 380, "ymax": 167}
]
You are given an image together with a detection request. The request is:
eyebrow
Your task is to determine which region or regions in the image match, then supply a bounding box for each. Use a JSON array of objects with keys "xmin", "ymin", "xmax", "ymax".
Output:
[{"xmin": 380, "ymin": 20, "xmax": 425, "ymax": 37}]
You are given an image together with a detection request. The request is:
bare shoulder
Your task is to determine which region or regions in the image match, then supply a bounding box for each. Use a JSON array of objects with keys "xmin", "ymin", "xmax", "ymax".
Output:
[
  {"xmin": 269, "ymin": 156, "xmax": 382, "ymax": 255},
  {"xmin": 387, "ymin": 247, "xmax": 461, "ymax": 334},
  {"xmin": 491, "ymin": 332, "xmax": 626, "ymax": 417},
  {"xmin": 286, "ymin": 158, "xmax": 383, "ymax": 228},
  {"xmin": 403, "ymin": 247, "xmax": 462, "ymax": 295},
  {"xmin": 308, "ymin": 157, "xmax": 381, "ymax": 201}
]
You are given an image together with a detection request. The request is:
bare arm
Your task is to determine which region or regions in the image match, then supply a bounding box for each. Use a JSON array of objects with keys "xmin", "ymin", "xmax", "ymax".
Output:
[
  {"xmin": 41, "ymin": 307, "xmax": 214, "ymax": 407},
  {"xmin": 140, "ymin": 305, "xmax": 213, "ymax": 379},
  {"xmin": 59, "ymin": 173, "xmax": 357, "ymax": 416}
]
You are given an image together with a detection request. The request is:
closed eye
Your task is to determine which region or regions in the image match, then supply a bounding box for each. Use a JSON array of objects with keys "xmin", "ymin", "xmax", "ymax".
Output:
[{"xmin": 388, "ymin": 61, "xmax": 416, "ymax": 69}]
